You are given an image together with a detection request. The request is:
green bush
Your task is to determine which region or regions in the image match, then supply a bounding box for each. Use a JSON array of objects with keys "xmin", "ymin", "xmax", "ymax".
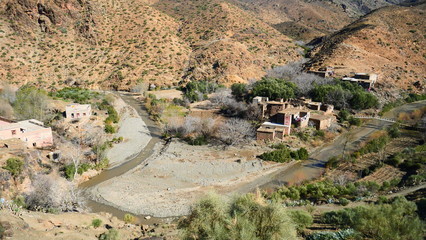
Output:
[
  {"xmin": 231, "ymin": 83, "xmax": 248, "ymax": 101},
  {"xmin": 297, "ymin": 148, "xmax": 309, "ymax": 160},
  {"xmin": 310, "ymin": 81, "xmax": 378, "ymax": 110},
  {"xmin": 185, "ymin": 135, "xmax": 208, "ymax": 145},
  {"xmin": 338, "ymin": 198, "xmax": 350, "ymax": 206},
  {"xmin": 123, "ymin": 214, "xmax": 135, "ymax": 224},
  {"xmin": 3, "ymin": 158, "xmax": 23, "ymax": 177},
  {"xmin": 92, "ymin": 218, "xmax": 103, "ymax": 228},
  {"xmin": 321, "ymin": 198, "xmax": 423, "ymax": 240},
  {"xmin": 288, "ymin": 210, "xmax": 313, "ymax": 232},
  {"xmin": 387, "ymin": 123, "xmax": 400, "ymax": 138},
  {"xmin": 50, "ymin": 87, "xmax": 99, "ymax": 103},
  {"xmin": 338, "ymin": 109, "xmax": 350, "ymax": 122},
  {"xmin": 179, "ymin": 193, "xmax": 297, "ymax": 240},
  {"xmin": 259, "ymin": 148, "xmax": 291, "ymax": 163},
  {"xmin": 182, "ymin": 80, "xmax": 222, "ymax": 102},
  {"xmin": 105, "ymin": 124, "xmax": 116, "ymax": 133},
  {"xmin": 98, "ymin": 228, "xmax": 119, "ymax": 240},
  {"xmin": 358, "ymin": 135, "xmax": 389, "ymax": 155},
  {"xmin": 251, "ymin": 77, "xmax": 297, "ymax": 100},
  {"xmin": 348, "ymin": 116, "xmax": 361, "ymax": 126}
]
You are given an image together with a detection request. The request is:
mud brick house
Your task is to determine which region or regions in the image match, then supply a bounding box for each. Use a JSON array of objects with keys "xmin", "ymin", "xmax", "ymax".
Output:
[
  {"xmin": 307, "ymin": 66, "xmax": 335, "ymax": 78},
  {"xmin": 65, "ymin": 104, "xmax": 92, "ymax": 119},
  {"xmin": 0, "ymin": 118, "xmax": 53, "ymax": 148},
  {"xmin": 309, "ymin": 114, "xmax": 335, "ymax": 130},
  {"xmin": 342, "ymin": 73, "xmax": 378, "ymax": 90},
  {"xmin": 254, "ymin": 97, "xmax": 336, "ymax": 141}
]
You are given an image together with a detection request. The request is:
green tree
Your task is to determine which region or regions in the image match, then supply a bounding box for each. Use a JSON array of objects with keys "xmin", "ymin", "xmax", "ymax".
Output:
[
  {"xmin": 251, "ymin": 78, "xmax": 297, "ymax": 101},
  {"xmin": 231, "ymin": 83, "xmax": 248, "ymax": 101},
  {"xmin": 3, "ymin": 158, "xmax": 23, "ymax": 178},
  {"xmin": 13, "ymin": 85, "xmax": 52, "ymax": 122}
]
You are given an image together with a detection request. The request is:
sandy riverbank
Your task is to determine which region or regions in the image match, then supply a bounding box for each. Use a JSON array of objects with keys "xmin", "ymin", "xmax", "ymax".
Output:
[
  {"xmin": 106, "ymin": 95, "xmax": 152, "ymax": 167},
  {"xmin": 90, "ymin": 140, "xmax": 291, "ymax": 217}
]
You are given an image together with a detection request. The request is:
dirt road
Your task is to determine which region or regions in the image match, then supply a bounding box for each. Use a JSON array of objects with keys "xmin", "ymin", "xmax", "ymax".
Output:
[{"xmin": 240, "ymin": 100, "xmax": 426, "ymax": 191}]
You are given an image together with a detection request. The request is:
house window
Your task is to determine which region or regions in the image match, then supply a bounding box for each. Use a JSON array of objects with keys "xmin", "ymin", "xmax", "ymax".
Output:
[
  {"xmin": 77, "ymin": 113, "xmax": 80, "ymax": 117},
  {"xmin": 71, "ymin": 113, "xmax": 75, "ymax": 118},
  {"xmin": 11, "ymin": 130, "xmax": 16, "ymax": 135},
  {"xmin": 83, "ymin": 113, "xmax": 86, "ymax": 116}
]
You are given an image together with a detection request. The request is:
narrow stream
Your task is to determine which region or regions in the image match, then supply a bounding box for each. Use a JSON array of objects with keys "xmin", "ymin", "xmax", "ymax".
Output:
[{"xmin": 78, "ymin": 93, "xmax": 169, "ymax": 224}]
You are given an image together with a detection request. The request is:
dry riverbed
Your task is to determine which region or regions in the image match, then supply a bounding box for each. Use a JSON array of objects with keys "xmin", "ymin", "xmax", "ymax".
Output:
[{"xmin": 90, "ymin": 140, "xmax": 290, "ymax": 217}]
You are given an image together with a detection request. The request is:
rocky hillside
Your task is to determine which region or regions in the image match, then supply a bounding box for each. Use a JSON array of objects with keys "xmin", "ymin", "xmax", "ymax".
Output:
[
  {"xmin": 305, "ymin": 3, "xmax": 426, "ymax": 93},
  {"xmin": 233, "ymin": 0, "xmax": 422, "ymax": 41},
  {"xmin": 0, "ymin": 0, "xmax": 301, "ymax": 90}
]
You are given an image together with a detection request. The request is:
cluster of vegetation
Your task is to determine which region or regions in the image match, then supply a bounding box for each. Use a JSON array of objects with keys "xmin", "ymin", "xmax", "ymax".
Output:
[
  {"xmin": 320, "ymin": 197, "xmax": 423, "ymax": 240},
  {"xmin": 12, "ymin": 85, "xmax": 56, "ymax": 123},
  {"xmin": 230, "ymin": 78, "xmax": 378, "ymax": 111},
  {"xmin": 306, "ymin": 229, "xmax": 357, "ymax": 240},
  {"xmin": 164, "ymin": 116, "xmax": 255, "ymax": 146},
  {"xmin": 63, "ymin": 163, "xmax": 91, "ymax": 180},
  {"xmin": 2, "ymin": 158, "xmax": 24, "ymax": 179},
  {"xmin": 91, "ymin": 219, "xmax": 103, "ymax": 228},
  {"xmin": 98, "ymin": 228, "xmax": 119, "ymax": 240},
  {"xmin": 179, "ymin": 193, "xmax": 298, "ymax": 240},
  {"xmin": 269, "ymin": 180, "xmax": 393, "ymax": 205},
  {"xmin": 379, "ymin": 93, "xmax": 426, "ymax": 116},
  {"xmin": 98, "ymin": 99, "xmax": 120, "ymax": 133},
  {"xmin": 327, "ymin": 133, "xmax": 391, "ymax": 169},
  {"xmin": 181, "ymin": 80, "xmax": 223, "ymax": 102},
  {"xmin": 337, "ymin": 109, "xmax": 361, "ymax": 126},
  {"xmin": 259, "ymin": 144, "xmax": 308, "ymax": 163},
  {"xmin": 386, "ymin": 144, "xmax": 426, "ymax": 186},
  {"xmin": 49, "ymin": 87, "xmax": 99, "ymax": 104},
  {"xmin": 310, "ymin": 81, "xmax": 378, "ymax": 110}
]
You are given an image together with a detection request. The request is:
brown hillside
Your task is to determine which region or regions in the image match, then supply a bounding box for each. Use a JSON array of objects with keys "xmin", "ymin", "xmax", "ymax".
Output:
[
  {"xmin": 232, "ymin": 0, "xmax": 422, "ymax": 41},
  {"xmin": 0, "ymin": 0, "xmax": 301, "ymax": 90},
  {"xmin": 150, "ymin": 0, "xmax": 301, "ymax": 84},
  {"xmin": 305, "ymin": 4, "xmax": 426, "ymax": 92}
]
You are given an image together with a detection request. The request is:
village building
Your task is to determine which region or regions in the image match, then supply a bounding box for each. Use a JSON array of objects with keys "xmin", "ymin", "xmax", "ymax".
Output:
[
  {"xmin": 65, "ymin": 104, "xmax": 92, "ymax": 119},
  {"xmin": 254, "ymin": 97, "xmax": 336, "ymax": 141},
  {"xmin": 0, "ymin": 118, "xmax": 53, "ymax": 148},
  {"xmin": 309, "ymin": 114, "xmax": 335, "ymax": 130},
  {"xmin": 307, "ymin": 66, "xmax": 335, "ymax": 78},
  {"xmin": 342, "ymin": 73, "xmax": 378, "ymax": 90}
]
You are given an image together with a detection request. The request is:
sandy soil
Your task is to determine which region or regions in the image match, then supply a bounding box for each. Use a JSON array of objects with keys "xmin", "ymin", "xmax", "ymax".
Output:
[
  {"xmin": 90, "ymin": 140, "xmax": 292, "ymax": 217},
  {"xmin": 0, "ymin": 209, "xmax": 179, "ymax": 240},
  {"xmin": 107, "ymin": 94, "xmax": 152, "ymax": 167}
]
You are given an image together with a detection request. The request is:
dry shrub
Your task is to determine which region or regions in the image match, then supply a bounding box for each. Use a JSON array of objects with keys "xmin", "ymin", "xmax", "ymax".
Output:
[
  {"xmin": 368, "ymin": 130, "xmax": 387, "ymax": 142},
  {"xmin": 398, "ymin": 112, "xmax": 411, "ymax": 121},
  {"xmin": 311, "ymin": 139, "xmax": 323, "ymax": 147},
  {"xmin": 26, "ymin": 174, "xmax": 81, "ymax": 212},
  {"xmin": 324, "ymin": 131, "xmax": 336, "ymax": 142}
]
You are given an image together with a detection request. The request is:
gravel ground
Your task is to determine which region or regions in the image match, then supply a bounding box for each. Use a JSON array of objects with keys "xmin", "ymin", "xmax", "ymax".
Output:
[
  {"xmin": 106, "ymin": 95, "xmax": 152, "ymax": 167},
  {"xmin": 90, "ymin": 140, "xmax": 287, "ymax": 217}
]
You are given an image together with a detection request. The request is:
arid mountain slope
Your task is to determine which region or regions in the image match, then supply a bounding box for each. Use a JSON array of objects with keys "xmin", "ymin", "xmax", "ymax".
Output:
[
  {"xmin": 0, "ymin": 0, "xmax": 301, "ymax": 90},
  {"xmin": 305, "ymin": 3, "xmax": 426, "ymax": 92},
  {"xmin": 150, "ymin": 0, "xmax": 301, "ymax": 84},
  {"xmin": 0, "ymin": 0, "xmax": 191, "ymax": 90},
  {"xmin": 233, "ymin": 0, "xmax": 422, "ymax": 41}
]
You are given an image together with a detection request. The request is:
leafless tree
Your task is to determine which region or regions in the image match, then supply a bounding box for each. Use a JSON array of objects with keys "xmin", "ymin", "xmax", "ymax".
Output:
[
  {"xmin": 0, "ymin": 84, "xmax": 16, "ymax": 103},
  {"xmin": 210, "ymin": 89, "xmax": 232, "ymax": 107},
  {"xmin": 0, "ymin": 99, "xmax": 14, "ymax": 118},
  {"xmin": 267, "ymin": 61, "xmax": 332, "ymax": 96},
  {"xmin": 131, "ymin": 81, "xmax": 148, "ymax": 94},
  {"xmin": 217, "ymin": 118, "xmax": 255, "ymax": 146},
  {"xmin": 26, "ymin": 174, "xmax": 82, "ymax": 212}
]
